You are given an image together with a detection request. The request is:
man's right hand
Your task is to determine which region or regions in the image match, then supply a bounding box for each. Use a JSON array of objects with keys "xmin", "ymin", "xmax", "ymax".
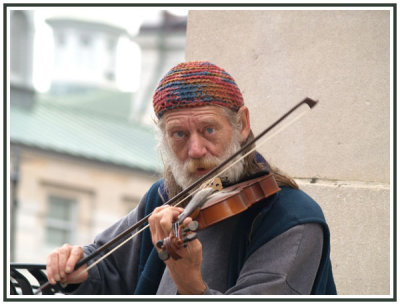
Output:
[{"xmin": 46, "ymin": 243, "xmax": 88, "ymax": 286}]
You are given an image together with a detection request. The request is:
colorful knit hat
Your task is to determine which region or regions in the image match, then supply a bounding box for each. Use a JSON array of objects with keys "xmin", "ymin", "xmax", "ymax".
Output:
[{"xmin": 153, "ymin": 61, "xmax": 244, "ymax": 118}]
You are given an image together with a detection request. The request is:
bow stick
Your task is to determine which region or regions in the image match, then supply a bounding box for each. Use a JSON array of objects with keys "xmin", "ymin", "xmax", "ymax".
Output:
[{"xmin": 36, "ymin": 97, "xmax": 317, "ymax": 294}]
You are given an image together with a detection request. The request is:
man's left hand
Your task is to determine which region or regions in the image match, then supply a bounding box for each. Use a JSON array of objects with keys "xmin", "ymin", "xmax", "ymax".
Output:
[{"xmin": 148, "ymin": 206, "xmax": 206, "ymax": 294}]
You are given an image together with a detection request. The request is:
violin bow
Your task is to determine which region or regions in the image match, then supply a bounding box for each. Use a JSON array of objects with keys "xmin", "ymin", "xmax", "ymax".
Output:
[{"xmin": 36, "ymin": 97, "xmax": 317, "ymax": 294}]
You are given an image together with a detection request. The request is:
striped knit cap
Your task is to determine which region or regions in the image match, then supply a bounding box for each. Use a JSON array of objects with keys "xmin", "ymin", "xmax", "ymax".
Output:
[{"xmin": 153, "ymin": 61, "xmax": 244, "ymax": 118}]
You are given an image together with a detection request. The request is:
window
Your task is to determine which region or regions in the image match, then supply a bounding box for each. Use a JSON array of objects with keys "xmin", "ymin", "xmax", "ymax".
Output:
[
  {"xmin": 56, "ymin": 32, "xmax": 66, "ymax": 47},
  {"xmin": 104, "ymin": 71, "xmax": 115, "ymax": 81},
  {"xmin": 80, "ymin": 34, "xmax": 92, "ymax": 47},
  {"xmin": 45, "ymin": 195, "xmax": 77, "ymax": 246},
  {"xmin": 107, "ymin": 38, "xmax": 116, "ymax": 52},
  {"xmin": 10, "ymin": 11, "xmax": 29, "ymax": 76}
]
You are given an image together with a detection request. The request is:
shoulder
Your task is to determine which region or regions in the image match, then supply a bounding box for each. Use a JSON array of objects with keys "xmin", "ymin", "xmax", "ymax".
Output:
[
  {"xmin": 249, "ymin": 186, "xmax": 327, "ymax": 249},
  {"xmin": 270, "ymin": 186, "xmax": 325, "ymax": 221},
  {"xmin": 146, "ymin": 179, "xmax": 166, "ymax": 197},
  {"xmin": 142, "ymin": 179, "xmax": 168, "ymax": 215}
]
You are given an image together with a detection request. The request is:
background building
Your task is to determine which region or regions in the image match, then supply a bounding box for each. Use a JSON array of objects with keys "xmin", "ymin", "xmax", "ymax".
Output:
[
  {"xmin": 9, "ymin": 9, "xmax": 187, "ymax": 263},
  {"xmin": 8, "ymin": 7, "xmax": 394, "ymax": 297}
]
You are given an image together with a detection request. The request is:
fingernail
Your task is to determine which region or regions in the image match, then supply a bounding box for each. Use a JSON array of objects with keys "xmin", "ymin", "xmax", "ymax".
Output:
[{"xmin": 65, "ymin": 266, "xmax": 71, "ymax": 273}]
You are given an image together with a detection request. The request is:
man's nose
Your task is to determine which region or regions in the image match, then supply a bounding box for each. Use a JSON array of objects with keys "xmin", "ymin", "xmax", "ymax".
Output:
[{"xmin": 187, "ymin": 133, "xmax": 207, "ymax": 159}]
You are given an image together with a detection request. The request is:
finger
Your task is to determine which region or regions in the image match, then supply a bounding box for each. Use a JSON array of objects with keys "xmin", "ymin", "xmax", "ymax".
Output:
[
  {"xmin": 149, "ymin": 207, "xmax": 183, "ymax": 246},
  {"xmin": 153, "ymin": 205, "xmax": 169, "ymax": 212},
  {"xmin": 58, "ymin": 244, "xmax": 71, "ymax": 280},
  {"xmin": 176, "ymin": 207, "xmax": 184, "ymax": 213},
  {"xmin": 65, "ymin": 246, "xmax": 83, "ymax": 274},
  {"xmin": 148, "ymin": 209, "xmax": 162, "ymax": 240},
  {"xmin": 158, "ymin": 207, "xmax": 184, "ymax": 233},
  {"xmin": 46, "ymin": 250, "xmax": 60, "ymax": 285},
  {"xmin": 182, "ymin": 216, "xmax": 193, "ymax": 227},
  {"xmin": 150, "ymin": 205, "xmax": 170, "ymax": 220},
  {"xmin": 152, "ymin": 206, "xmax": 183, "ymax": 216},
  {"xmin": 149, "ymin": 206, "xmax": 181, "ymax": 235},
  {"xmin": 148, "ymin": 206, "xmax": 170, "ymax": 231}
]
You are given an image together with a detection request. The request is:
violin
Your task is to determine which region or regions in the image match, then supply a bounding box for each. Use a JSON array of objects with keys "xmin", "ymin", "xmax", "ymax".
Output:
[
  {"xmin": 156, "ymin": 173, "xmax": 281, "ymax": 261},
  {"xmin": 36, "ymin": 97, "xmax": 317, "ymax": 294}
]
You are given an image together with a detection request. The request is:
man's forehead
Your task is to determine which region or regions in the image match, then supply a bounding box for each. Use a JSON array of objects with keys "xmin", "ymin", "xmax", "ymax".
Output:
[{"xmin": 163, "ymin": 106, "xmax": 227, "ymax": 125}]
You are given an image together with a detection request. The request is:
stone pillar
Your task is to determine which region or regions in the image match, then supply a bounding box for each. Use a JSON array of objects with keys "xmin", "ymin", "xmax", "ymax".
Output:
[{"xmin": 185, "ymin": 10, "xmax": 391, "ymax": 295}]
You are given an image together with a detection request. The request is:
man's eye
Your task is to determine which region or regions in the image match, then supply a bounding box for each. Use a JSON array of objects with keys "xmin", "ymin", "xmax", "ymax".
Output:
[
  {"xmin": 174, "ymin": 131, "xmax": 185, "ymax": 138},
  {"xmin": 205, "ymin": 127, "xmax": 215, "ymax": 134}
]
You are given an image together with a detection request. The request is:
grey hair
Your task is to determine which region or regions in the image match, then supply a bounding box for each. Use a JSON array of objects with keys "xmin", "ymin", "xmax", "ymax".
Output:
[{"xmin": 155, "ymin": 106, "xmax": 299, "ymax": 198}]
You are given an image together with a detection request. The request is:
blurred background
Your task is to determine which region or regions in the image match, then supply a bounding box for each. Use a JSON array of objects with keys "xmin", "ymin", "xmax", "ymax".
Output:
[
  {"xmin": 9, "ymin": 8, "xmax": 188, "ymax": 263},
  {"xmin": 8, "ymin": 7, "xmax": 392, "ymax": 296}
]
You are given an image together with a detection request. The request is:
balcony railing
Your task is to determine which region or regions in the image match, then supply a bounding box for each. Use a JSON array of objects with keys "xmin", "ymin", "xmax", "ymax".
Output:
[{"xmin": 10, "ymin": 263, "xmax": 62, "ymax": 295}]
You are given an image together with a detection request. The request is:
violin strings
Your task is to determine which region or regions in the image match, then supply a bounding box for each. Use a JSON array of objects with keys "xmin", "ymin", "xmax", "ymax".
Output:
[{"xmin": 67, "ymin": 104, "xmax": 311, "ymax": 282}]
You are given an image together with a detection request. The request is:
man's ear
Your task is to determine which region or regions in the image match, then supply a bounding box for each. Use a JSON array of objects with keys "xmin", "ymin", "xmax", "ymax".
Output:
[{"xmin": 237, "ymin": 106, "xmax": 250, "ymax": 142}]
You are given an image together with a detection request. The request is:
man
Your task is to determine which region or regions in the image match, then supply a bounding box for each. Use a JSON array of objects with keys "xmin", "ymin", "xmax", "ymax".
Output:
[{"xmin": 46, "ymin": 61, "xmax": 336, "ymax": 295}]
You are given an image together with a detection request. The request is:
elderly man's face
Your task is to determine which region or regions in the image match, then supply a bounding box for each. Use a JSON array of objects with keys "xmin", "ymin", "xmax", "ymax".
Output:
[
  {"xmin": 164, "ymin": 106, "xmax": 234, "ymax": 174},
  {"xmin": 160, "ymin": 106, "xmax": 248, "ymax": 187},
  {"xmin": 159, "ymin": 105, "xmax": 250, "ymax": 188}
]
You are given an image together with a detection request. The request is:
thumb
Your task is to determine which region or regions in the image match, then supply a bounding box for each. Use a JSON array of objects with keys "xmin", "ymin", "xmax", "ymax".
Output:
[{"xmin": 64, "ymin": 263, "xmax": 88, "ymax": 284}]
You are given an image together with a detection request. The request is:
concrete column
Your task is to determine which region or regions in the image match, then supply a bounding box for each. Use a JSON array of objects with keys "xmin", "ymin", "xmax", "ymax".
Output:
[{"xmin": 185, "ymin": 9, "xmax": 391, "ymax": 295}]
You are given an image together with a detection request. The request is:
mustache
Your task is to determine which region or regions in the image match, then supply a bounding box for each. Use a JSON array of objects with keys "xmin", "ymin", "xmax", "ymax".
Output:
[{"xmin": 185, "ymin": 157, "xmax": 220, "ymax": 174}]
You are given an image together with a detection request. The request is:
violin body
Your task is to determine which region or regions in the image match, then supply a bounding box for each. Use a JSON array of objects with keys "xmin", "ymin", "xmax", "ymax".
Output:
[
  {"xmin": 195, "ymin": 173, "xmax": 281, "ymax": 229},
  {"xmin": 157, "ymin": 173, "xmax": 281, "ymax": 260}
]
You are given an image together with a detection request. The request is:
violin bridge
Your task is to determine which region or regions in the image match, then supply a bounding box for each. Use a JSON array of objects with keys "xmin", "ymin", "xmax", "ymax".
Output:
[{"xmin": 206, "ymin": 177, "xmax": 223, "ymax": 191}]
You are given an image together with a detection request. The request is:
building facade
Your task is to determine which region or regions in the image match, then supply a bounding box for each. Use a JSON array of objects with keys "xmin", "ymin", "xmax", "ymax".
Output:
[{"xmin": 9, "ymin": 9, "xmax": 186, "ymax": 263}]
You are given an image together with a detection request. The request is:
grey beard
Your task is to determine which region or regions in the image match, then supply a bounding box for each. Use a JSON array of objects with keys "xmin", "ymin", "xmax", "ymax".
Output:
[{"xmin": 159, "ymin": 132, "xmax": 244, "ymax": 189}]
